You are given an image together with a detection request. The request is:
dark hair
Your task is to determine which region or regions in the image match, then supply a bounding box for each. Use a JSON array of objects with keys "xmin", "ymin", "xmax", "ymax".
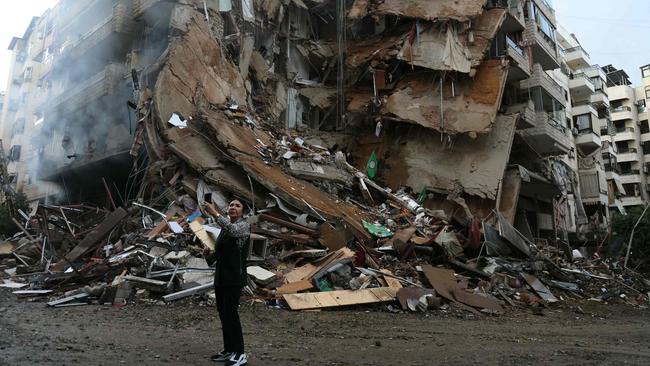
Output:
[{"xmin": 229, "ymin": 198, "xmax": 249, "ymax": 215}]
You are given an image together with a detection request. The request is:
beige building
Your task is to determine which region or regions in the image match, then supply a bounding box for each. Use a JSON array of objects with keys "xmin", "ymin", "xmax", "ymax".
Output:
[
  {"xmin": 0, "ymin": 0, "xmax": 172, "ymax": 204},
  {"xmin": 0, "ymin": 13, "xmax": 60, "ymax": 200},
  {"xmin": 552, "ymin": 25, "xmax": 611, "ymax": 239},
  {"xmin": 603, "ymin": 64, "xmax": 650, "ymax": 209}
]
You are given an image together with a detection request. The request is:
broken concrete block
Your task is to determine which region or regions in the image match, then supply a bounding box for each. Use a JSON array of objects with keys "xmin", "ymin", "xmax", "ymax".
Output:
[
  {"xmin": 164, "ymin": 250, "xmax": 190, "ymax": 262},
  {"xmin": 246, "ymin": 266, "xmax": 277, "ymax": 285},
  {"xmin": 149, "ymin": 246, "xmax": 169, "ymax": 257}
]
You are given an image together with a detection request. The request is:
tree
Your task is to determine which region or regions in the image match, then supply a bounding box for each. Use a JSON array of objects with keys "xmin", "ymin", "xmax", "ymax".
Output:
[{"xmin": 611, "ymin": 205, "xmax": 650, "ymax": 272}]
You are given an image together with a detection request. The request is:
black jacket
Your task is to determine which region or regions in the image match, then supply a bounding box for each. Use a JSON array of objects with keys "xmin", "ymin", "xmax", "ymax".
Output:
[{"xmin": 206, "ymin": 215, "xmax": 250, "ymax": 287}]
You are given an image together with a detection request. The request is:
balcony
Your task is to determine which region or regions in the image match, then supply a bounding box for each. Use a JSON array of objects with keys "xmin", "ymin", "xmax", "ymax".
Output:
[
  {"xmin": 59, "ymin": 4, "xmax": 135, "ymax": 62},
  {"xmin": 505, "ymin": 37, "xmax": 531, "ymax": 81},
  {"xmin": 620, "ymin": 196, "xmax": 644, "ymax": 207},
  {"xmin": 579, "ymin": 171, "xmax": 606, "ymax": 202},
  {"xmin": 603, "ymin": 140, "xmax": 617, "ymax": 154},
  {"xmin": 56, "ymin": 0, "xmax": 103, "ymax": 34},
  {"xmin": 523, "ymin": 20, "xmax": 559, "ymax": 70},
  {"xmin": 569, "ymin": 73, "xmax": 595, "ymax": 97},
  {"xmin": 613, "ymin": 127, "xmax": 636, "ymax": 142},
  {"xmin": 519, "ymin": 111, "xmax": 572, "ymax": 155},
  {"xmin": 573, "ymin": 103, "xmax": 598, "ymax": 119},
  {"xmin": 611, "ymin": 106, "xmax": 634, "ymax": 121},
  {"xmin": 620, "ymin": 170, "xmax": 642, "ymax": 184},
  {"xmin": 575, "ymin": 131, "xmax": 602, "ymax": 151},
  {"xmin": 564, "ymin": 45, "xmax": 591, "ymax": 70},
  {"xmin": 45, "ymin": 63, "xmax": 126, "ymax": 115},
  {"xmin": 533, "ymin": 0, "xmax": 557, "ymax": 23},
  {"xmin": 520, "ymin": 64, "xmax": 566, "ymax": 107},
  {"xmin": 134, "ymin": 0, "xmax": 166, "ymax": 18},
  {"xmin": 589, "ymin": 90, "xmax": 609, "ymax": 109},
  {"xmin": 617, "ymin": 148, "xmax": 640, "ymax": 163},
  {"xmin": 507, "ymin": 101, "xmax": 536, "ymax": 130}
]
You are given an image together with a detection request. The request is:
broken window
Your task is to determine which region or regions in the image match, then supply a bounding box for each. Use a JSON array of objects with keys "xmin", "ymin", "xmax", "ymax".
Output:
[
  {"xmin": 573, "ymin": 113, "xmax": 592, "ymax": 133},
  {"xmin": 8, "ymin": 145, "xmax": 21, "ymax": 161}
]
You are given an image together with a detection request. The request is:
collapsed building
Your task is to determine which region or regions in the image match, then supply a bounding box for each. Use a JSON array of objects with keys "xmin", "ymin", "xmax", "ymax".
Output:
[
  {"xmin": 0, "ymin": 0, "xmax": 606, "ymax": 245},
  {"xmin": 2, "ymin": 1, "xmax": 649, "ymax": 311}
]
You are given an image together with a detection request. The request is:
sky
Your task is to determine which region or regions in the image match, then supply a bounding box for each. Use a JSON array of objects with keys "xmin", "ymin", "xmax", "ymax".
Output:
[
  {"xmin": 0, "ymin": 0, "xmax": 57, "ymax": 93},
  {"xmin": 0, "ymin": 1, "xmax": 650, "ymax": 91},
  {"xmin": 554, "ymin": 0, "xmax": 650, "ymax": 85}
]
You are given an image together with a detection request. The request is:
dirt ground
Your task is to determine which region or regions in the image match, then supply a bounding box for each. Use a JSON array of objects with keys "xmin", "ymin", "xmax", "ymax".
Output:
[{"xmin": 1, "ymin": 289, "xmax": 649, "ymax": 366}]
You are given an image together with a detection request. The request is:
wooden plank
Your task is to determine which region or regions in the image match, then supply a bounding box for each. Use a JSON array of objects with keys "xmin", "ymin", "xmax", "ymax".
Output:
[
  {"xmin": 380, "ymin": 269, "xmax": 403, "ymax": 289},
  {"xmin": 284, "ymin": 247, "xmax": 355, "ymax": 283},
  {"xmin": 52, "ymin": 208, "xmax": 128, "ymax": 271},
  {"xmin": 189, "ymin": 220, "xmax": 216, "ymax": 251},
  {"xmin": 283, "ymin": 287, "xmax": 397, "ymax": 310},
  {"xmin": 276, "ymin": 280, "xmax": 313, "ymax": 295}
]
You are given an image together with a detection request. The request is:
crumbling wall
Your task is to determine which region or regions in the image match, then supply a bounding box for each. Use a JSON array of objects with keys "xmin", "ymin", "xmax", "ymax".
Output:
[{"xmin": 351, "ymin": 114, "xmax": 517, "ymax": 201}]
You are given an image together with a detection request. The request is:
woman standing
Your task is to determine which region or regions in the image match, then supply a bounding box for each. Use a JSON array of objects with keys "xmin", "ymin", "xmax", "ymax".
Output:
[{"xmin": 204, "ymin": 199, "xmax": 250, "ymax": 366}]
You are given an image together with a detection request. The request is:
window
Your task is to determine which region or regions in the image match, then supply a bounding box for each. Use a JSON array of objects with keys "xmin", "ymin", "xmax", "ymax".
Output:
[
  {"xmin": 531, "ymin": 4, "xmax": 556, "ymax": 42},
  {"xmin": 573, "ymin": 113, "xmax": 592, "ymax": 133},
  {"xmin": 602, "ymin": 153, "xmax": 618, "ymax": 173},
  {"xmin": 643, "ymin": 141, "xmax": 650, "ymax": 155},
  {"xmin": 8, "ymin": 145, "xmax": 21, "ymax": 161},
  {"xmin": 11, "ymin": 118, "xmax": 25, "ymax": 137},
  {"xmin": 641, "ymin": 120, "xmax": 650, "ymax": 134},
  {"xmin": 591, "ymin": 77, "xmax": 604, "ymax": 92},
  {"xmin": 642, "ymin": 65, "xmax": 650, "ymax": 78},
  {"xmin": 645, "ymin": 87, "xmax": 650, "ymax": 100},
  {"xmin": 23, "ymin": 66, "xmax": 32, "ymax": 81}
]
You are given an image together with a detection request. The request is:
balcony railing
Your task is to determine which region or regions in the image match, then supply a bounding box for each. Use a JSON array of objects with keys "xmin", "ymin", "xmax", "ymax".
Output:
[
  {"xmin": 621, "ymin": 169, "xmax": 641, "ymax": 176},
  {"xmin": 619, "ymin": 147, "xmax": 638, "ymax": 154},
  {"xmin": 565, "ymin": 45, "xmax": 590, "ymax": 58},
  {"xmin": 612, "ymin": 106, "xmax": 632, "ymax": 113},
  {"xmin": 615, "ymin": 127, "xmax": 635, "ymax": 133},
  {"xmin": 506, "ymin": 36, "xmax": 525, "ymax": 57}
]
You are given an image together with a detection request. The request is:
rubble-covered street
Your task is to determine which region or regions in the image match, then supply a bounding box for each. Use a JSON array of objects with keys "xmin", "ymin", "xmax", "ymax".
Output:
[{"xmin": 2, "ymin": 293, "xmax": 650, "ymax": 366}]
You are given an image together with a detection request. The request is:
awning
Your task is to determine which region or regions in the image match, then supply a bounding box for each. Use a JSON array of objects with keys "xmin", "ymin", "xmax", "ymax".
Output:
[{"xmin": 615, "ymin": 200, "xmax": 627, "ymax": 215}]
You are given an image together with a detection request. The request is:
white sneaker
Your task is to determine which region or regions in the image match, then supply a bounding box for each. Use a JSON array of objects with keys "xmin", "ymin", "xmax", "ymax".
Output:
[{"xmin": 226, "ymin": 353, "xmax": 247, "ymax": 366}]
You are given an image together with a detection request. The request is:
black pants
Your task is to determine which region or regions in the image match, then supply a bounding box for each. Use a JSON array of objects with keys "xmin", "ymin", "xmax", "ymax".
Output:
[{"xmin": 215, "ymin": 286, "xmax": 244, "ymax": 354}]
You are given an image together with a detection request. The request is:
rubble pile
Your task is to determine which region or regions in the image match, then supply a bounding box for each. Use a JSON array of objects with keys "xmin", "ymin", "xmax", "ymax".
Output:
[
  {"xmin": 1, "ymin": 1, "xmax": 649, "ymax": 314},
  {"xmin": 1, "ymin": 108, "xmax": 648, "ymax": 311}
]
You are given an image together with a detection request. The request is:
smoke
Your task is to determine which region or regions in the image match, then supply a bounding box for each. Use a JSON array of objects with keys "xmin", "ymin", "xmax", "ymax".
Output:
[{"xmin": 25, "ymin": 0, "xmax": 174, "ymax": 204}]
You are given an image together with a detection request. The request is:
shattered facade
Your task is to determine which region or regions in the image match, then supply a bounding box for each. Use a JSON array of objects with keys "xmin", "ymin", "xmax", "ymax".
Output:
[{"xmin": 0, "ymin": 0, "xmax": 615, "ymax": 245}]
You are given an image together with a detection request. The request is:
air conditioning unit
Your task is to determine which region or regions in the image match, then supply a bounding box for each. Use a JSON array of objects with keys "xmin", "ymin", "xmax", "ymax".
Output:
[{"xmin": 571, "ymin": 127, "xmax": 579, "ymax": 136}]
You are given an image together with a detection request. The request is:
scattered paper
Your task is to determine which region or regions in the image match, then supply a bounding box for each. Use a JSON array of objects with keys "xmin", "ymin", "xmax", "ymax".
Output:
[
  {"xmin": 168, "ymin": 221, "xmax": 184, "ymax": 234},
  {"xmin": 168, "ymin": 113, "xmax": 187, "ymax": 128},
  {"xmin": 204, "ymin": 225, "xmax": 222, "ymax": 241},
  {"xmin": 0, "ymin": 280, "xmax": 28, "ymax": 289}
]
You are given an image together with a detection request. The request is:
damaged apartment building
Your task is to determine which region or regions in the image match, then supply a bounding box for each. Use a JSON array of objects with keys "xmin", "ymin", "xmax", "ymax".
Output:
[{"xmin": 0, "ymin": 0, "xmax": 634, "ymax": 247}]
